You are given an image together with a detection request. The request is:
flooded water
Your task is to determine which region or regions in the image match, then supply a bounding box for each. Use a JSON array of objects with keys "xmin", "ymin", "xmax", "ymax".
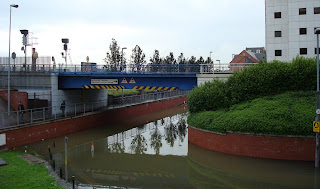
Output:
[{"xmin": 23, "ymin": 106, "xmax": 320, "ymax": 189}]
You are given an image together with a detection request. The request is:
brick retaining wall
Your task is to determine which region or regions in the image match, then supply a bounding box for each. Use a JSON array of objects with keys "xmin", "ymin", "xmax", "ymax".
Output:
[
  {"xmin": 0, "ymin": 96, "xmax": 186, "ymax": 149},
  {"xmin": 188, "ymin": 126, "xmax": 316, "ymax": 161}
]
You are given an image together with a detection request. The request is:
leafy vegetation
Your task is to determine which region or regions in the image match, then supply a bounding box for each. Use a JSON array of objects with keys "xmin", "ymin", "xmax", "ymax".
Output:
[
  {"xmin": 187, "ymin": 91, "xmax": 315, "ymax": 136},
  {"xmin": 187, "ymin": 57, "xmax": 317, "ymax": 113},
  {"xmin": 0, "ymin": 150, "xmax": 62, "ymax": 189}
]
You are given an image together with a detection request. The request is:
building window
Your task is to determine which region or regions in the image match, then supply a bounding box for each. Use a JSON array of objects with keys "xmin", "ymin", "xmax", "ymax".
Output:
[
  {"xmin": 274, "ymin": 12, "xmax": 281, "ymax": 18},
  {"xmin": 316, "ymin": 48, "xmax": 320, "ymax": 55},
  {"xmin": 300, "ymin": 48, "xmax": 307, "ymax": 55},
  {"xmin": 256, "ymin": 49, "xmax": 261, "ymax": 53},
  {"xmin": 299, "ymin": 28, "xmax": 307, "ymax": 35},
  {"xmin": 315, "ymin": 7, "xmax": 320, "ymax": 14},
  {"xmin": 299, "ymin": 8, "xmax": 306, "ymax": 15},
  {"xmin": 275, "ymin": 50, "xmax": 282, "ymax": 56},
  {"xmin": 275, "ymin": 31, "xmax": 282, "ymax": 37}
]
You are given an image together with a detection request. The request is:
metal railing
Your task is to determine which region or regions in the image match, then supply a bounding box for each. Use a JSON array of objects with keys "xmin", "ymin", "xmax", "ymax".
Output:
[
  {"xmin": 0, "ymin": 63, "xmax": 258, "ymax": 74},
  {"xmin": 0, "ymin": 90, "xmax": 188, "ymax": 129},
  {"xmin": 199, "ymin": 63, "xmax": 259, "ymax": 74}
]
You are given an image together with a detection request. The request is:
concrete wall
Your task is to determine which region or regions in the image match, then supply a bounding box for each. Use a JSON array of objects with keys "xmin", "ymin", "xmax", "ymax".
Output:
[
  {"xmin": 266, "ymin": 0, "xmax": 320, "ymax": 62},
  {"xmin": 0, "ymin": 73, "xmax": 108, "ymax": 115},
  {"xmin": 0, "ymin": 96, "xmax": 186, "ymax": 149},
  {"xmin": 188, "ymin": 126, "xmax": 316, "ymax": 161},
  {"xmin": 196, "ymin": 74, "xmax": 232, "ymax": 86},
  {"xmin": 50, "ymin": 73, "xmax": 108, "ymax": 114}
]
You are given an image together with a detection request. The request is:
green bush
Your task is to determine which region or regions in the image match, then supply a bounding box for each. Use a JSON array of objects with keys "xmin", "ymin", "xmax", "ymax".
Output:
[
  {"xmin": 188, "ymin": 57, "xmax": 317, "ymax": 113},
  {"xmin": 187, "ymin": 91, "xmax": 316, "ymax": 136}
]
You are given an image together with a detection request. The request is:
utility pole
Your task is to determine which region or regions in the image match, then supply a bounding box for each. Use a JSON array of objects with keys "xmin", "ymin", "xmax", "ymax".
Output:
[{"xmin": 315, "ymin": 27, "xmax": 320, "ymax": 168}]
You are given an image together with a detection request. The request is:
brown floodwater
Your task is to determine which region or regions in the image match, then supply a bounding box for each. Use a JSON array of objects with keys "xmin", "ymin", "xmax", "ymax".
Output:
[{"xmin": 22, "ymin": 106, "xmax": 320, "ymax": 189}]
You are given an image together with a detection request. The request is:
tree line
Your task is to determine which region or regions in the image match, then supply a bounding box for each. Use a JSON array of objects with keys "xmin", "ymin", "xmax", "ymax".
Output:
[{"xmin": 103, "ymin": 38, "xmax": 213, "ymax": 69}]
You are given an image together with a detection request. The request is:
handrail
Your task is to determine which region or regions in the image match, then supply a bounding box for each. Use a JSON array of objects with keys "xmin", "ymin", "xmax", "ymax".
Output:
[
  {"xmin": 0, "ymin": 63, "xmax": 258, "ymax": 74},
  {"xmin": 0, "ymin": 90, "xmax": 189, "ymax": 129}
]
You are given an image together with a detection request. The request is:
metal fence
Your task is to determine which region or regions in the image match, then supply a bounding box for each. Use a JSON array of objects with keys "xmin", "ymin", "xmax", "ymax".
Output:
[
  {"xmin": 0, "ymin": 63, "xmax": 258, "ymax": 74},
  {"xmin": 0, "ymin": 90, "xmax": 188, "ymax": 129}
]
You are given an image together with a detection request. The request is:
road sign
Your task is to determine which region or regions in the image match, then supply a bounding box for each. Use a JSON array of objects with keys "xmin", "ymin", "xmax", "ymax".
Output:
[
  {"xmin": 121, "ymin": 78, "xmax": 128, "ymax": 84},
  {"xmin": 91, "ymin": 79, "xmax": 118, "ymax": 85},
  {"xmin": 314, "ymin": 121, "xmax": 320, "ymax": 132},
  {"xmin": 129, "ymin": 77, "xmax": 136, "ymax": 84}
]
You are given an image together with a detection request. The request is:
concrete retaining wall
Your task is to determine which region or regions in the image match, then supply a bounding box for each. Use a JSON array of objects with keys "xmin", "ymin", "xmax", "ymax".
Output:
[
  {"xmin": 188, "ymin": 126, "xmax": 316, "ymax": 161},
  {"xmin": 0, "ymin": 96, "xmax": 186, "ymax": 150}
]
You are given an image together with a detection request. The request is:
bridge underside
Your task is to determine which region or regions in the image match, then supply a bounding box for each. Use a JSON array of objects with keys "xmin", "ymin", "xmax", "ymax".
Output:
[{"xmin": 58, "ymin": 73, "xmax": 197, "ymax": 90}]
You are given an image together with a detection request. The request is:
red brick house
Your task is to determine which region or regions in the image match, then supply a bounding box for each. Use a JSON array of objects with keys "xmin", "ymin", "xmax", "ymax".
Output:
[{"xmin": 230, "ymin": 47, "xmax": 266, "ymax": 71}]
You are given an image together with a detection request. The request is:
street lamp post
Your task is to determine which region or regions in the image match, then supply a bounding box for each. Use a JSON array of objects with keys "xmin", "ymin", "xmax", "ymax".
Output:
[
  {"xmin": 121, "ymin": 47, "xmax": 127, "ymax": 72},
  {"xmin": 210, "ymin": 51, "xmax": 212, "ymax": 63},
  {"xmin": 62, "ymin": 38, "xmax": 69, "ymax": 70},
  {"xmin": 216, "ymin": 60, "xmax": 221, "ymax": 72},
  {"xmin": 20, "ymin": 29, "xmax": 28, "ymax": 71},
  {"xmin": 8, "ymin": 4, "xmax": 18, "ymax": 116},
  {"xmin": 315, "ymin": 27, "xmax": 320, "ymax": 168}
]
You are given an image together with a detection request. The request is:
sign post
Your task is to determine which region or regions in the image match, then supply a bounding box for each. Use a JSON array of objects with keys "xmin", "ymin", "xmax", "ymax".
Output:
[{"xmin": 65, "ymin": 136, "xmax": 68, "ymax": 181}]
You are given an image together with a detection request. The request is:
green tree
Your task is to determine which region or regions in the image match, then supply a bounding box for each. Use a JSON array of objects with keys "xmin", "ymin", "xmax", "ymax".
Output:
[
  {"xmin": 177, "ymin": 53, "xmax": 187, "ymax": 64},
  {"xmin": 150, "ymin": 50, "xmax": 162, "ymax": 65},
  {"xmin": 163, "ymin": 52, "xmax": 176, "ymax": 64},
  {"xmin": 104, "ymin": 38, "xmax": 121, "ymax": 69},
  {"xmin": 205, "ymin": 57, "xmax": 213, "ymax": 64},
  {"xmin": 130, "ymin": 45, "xmax": 146, "ymax": 71},
  {"xmin": 196, "ymin": 56, "xmax": 205, "ymax": 64},
  {"xmin": 188, "ymin": 56, "xmax": 197, "ymax": 64}
]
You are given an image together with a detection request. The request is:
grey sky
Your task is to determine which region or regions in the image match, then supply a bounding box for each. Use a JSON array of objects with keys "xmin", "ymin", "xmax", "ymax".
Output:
[{"xmin": 0, "ymin": 0, "xmax": 265, "ymax": 65}]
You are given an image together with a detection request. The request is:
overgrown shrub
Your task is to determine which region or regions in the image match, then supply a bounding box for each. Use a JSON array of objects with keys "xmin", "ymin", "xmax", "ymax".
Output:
[
  {"xmin": 188, "ymin": 56, "xmax": 317, "ymax": 113},
  {"xmin": 187, "ymin": 91, "xmax": 316, "ymax": 136}
]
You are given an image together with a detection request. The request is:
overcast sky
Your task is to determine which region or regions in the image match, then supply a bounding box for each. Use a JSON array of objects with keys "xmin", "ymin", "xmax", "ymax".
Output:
[{"xmin": 0, "ymin": 0, "xmax": 265, "ymax": 65}]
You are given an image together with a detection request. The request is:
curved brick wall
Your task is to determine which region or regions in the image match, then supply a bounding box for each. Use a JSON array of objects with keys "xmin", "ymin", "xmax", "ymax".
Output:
[
  {"xmin": 188, "ymin": 126, "xmax": 316, "ymax": 161},
  {"xmin": 0, "ymin": 96, "xmax": 186, "ymax": 149}
]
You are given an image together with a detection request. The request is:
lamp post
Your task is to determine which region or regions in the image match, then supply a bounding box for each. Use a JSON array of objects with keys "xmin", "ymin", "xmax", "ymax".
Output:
[
  {"xmin": 8, "ymin": 4, "xmax": 18, "ymax": 116},
  {"xmin": 315, "ymin": 27, "xmax": 320, "ymax": 168},
  {"xmin": 62, "ymin": 38, "xmax": 69, "ymax": 70},
  {"xmin": 210, "ymin": 51, "xmax": 212, "ymax": 63},
  {"xmin": 121, "ymin": 47, "xmax": 127, "ymax": 72},
  {"xmin": 216, "ymin": 60, "xmax": 221, "ymax": 72},
  {"xmin": 20, "ymin": 29, "xmax": 28, "ymax": 71}
]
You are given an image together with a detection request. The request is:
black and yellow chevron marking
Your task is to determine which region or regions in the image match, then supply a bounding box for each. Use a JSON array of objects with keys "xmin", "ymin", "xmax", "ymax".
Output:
[
  {"xmin": 132, "ymin": 86, "xmax": 177, "ymax": 91},
  {"xmin": 83, "ymin": 85, "xmax": 125, "ymax": 90}
]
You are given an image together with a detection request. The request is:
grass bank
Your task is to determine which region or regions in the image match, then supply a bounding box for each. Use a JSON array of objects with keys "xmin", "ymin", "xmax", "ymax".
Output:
[
  {"xmin": 187, "ymin": 91, "xmax": 315, "ymax": 136},
  {"xmin": 0, "ymin": 150, "xmax": 62, "ymax": 189}
]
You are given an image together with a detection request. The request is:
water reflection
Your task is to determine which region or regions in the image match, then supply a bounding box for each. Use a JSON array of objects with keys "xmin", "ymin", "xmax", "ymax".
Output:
[
  {"xmin": 109, "ymin": 133, "xmax": 125, "ymax": 154},
  {"xmin": 21, "ymin": 106, "xmax": 320, "ymax": 189},
  {"xmin": 130, "ymin": 132, "xmax": 148, "ymax": 154},
  {"xmin": 103, "ymin": 113, "xmax": 188, "ymax": 156},
  {"xmin": 150, "ymin": 122, "xmax": 162, "ymax": 155},
  {"xmin": 177, "ymin": 113, "xmax": 187, "ymax": 143}
]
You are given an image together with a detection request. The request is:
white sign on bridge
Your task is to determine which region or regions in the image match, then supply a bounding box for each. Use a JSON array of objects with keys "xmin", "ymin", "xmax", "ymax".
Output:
[{"xmin": 91, "ymin": 79, "xmax": 118, "ymax": 85}]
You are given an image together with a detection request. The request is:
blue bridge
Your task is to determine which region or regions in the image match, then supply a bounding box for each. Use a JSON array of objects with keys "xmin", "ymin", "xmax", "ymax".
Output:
[{"xmin": 58, "ymin": 63, "xmax": 237, "ymax": 91}]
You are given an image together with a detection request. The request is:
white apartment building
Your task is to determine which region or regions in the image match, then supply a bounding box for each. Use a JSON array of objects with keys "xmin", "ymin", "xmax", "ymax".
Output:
[{"xmin": 265, "ymin": 0, "xmax": 320, "ymax": 62}]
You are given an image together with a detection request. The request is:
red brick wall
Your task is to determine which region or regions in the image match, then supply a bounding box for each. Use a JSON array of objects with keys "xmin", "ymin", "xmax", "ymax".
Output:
[
  {"xmin": 230, "ymin": 50, "xmax": 259, "ymax": 72},
  {"xmin": 188, "ymin": 126, "xmax": 316, "ymax": 161},
  {"xmin": 0, "ymin": 96, "xmax": 187, "ymax": 149},
  {"xmin": 0, "ymin": 90, "xmax": 28, "ymax": 111}
]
